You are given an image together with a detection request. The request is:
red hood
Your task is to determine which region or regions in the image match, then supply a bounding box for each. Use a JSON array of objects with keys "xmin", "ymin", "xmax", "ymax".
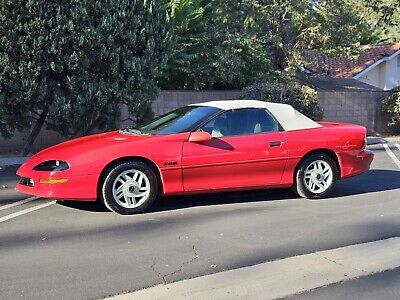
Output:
[{"xmin": 35, "ymin": 131, "xmax": 151, "ymax": 160}]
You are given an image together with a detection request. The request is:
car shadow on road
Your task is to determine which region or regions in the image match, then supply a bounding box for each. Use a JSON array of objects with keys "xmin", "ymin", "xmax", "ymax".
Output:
[
  {"xmin": 59, "ymin": 169, "xmax": 400, "ymax": 214},
  {"xmin": 59, "ymin": 188, "xmax": 297, "ymax": 213},
  {"xmin": 58, "ymin": 200, "xmax": 110, "ymax": 212},
  {"xmin": 331, "ymin": 169, "xmax": 400, "ymax": 198}
]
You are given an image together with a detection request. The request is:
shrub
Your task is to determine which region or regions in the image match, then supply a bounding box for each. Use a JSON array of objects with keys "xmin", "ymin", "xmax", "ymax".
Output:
[
  {"xmin": 0, "ymin": 0, "xmax": 173, "ymax": 155},
  {"xmin": 382, "ymin": 88, "xmax": 400, "ymax": 127},
  {"xmin": 240, "ymin": 82, "xmax": 323, "ymax": 120}
]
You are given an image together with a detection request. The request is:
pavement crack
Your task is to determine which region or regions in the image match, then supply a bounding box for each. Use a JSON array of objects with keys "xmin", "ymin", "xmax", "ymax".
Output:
[
  {"xmin": 150, "ymin": 258, "xmax": 165, "ymax": 284},
  {"xmin": 162, "ymin": 241, "xmax": 200, "ymax": 284},
  {"xmin": 315, "ymin": 251, "xmax": 367, "ymax": 273}
]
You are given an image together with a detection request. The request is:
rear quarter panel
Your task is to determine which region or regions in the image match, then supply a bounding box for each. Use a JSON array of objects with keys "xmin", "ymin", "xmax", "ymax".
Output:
[{"xmin": 282, "ymin": 122, "xmax": 367, "ymax": 184}]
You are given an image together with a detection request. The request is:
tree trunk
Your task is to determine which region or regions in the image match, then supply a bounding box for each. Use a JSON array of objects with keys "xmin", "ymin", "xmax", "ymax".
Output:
[
  {"xmin": 82, "ymin": 115, "xmax": 104, "ymax": 135},
  {"xmin": 21, "ymin": 106, "xmax": 49, "ymax": 156}
]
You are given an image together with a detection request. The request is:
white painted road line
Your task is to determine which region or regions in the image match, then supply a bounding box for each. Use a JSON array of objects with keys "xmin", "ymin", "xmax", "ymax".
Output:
[
  {"xmin": 383, "ymin": 143, "xmax": 400, "ymax": 169},
  {"xmin": 396, "ymin": 143, "xmax": 400, "ymax": 152},
  {"xmin": 0, "ymin": 196, "xmax": 38, "ymax": 211},
  {"xmin": 108, "ymin": 238, "xmax": 400, "ymax": 300},
  {"xmin": 0, "ymin": 200, "xmax": 56, "ymax": 223}
]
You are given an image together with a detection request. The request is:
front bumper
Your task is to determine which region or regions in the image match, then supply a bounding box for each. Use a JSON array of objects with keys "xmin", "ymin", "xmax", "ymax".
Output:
[
  {"xmin": 15, "ymin": 174, "xmax": 99, "ymax": 201},
  {"xmin": 15, "ymin": 155, "xmax": 98, "ymax": 201}
]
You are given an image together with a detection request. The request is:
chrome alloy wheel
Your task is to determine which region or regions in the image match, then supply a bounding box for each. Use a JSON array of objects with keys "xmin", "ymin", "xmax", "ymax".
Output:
[
  {"xmin": 112, "ymin": 169, "xmax": 151, "ymax": 209},
  {"xmin": 303, "ymin": 160, "xmax": 333, "ymax": 194}
]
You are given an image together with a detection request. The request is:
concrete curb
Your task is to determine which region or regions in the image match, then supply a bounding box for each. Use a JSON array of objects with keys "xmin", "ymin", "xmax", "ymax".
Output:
[{"xmin": 107, "ymin": 238, "xmax": 400, "ymax": 300}]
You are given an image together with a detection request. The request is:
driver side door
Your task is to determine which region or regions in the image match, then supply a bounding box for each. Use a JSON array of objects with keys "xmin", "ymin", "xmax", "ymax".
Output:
[{"xmin": 182, "ymin": 108, "xmax": 287, "ymax": 192}]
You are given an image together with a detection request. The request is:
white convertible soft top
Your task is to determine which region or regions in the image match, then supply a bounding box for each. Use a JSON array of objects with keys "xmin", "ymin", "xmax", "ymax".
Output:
[{"xmin": 191, "ymin": 100, "xmax": 321, "ymax": 131}]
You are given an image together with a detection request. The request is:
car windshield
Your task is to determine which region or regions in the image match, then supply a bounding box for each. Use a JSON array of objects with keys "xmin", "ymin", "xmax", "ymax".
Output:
[{"xmin": 127, "ymin": 106, "xmax": 221, "ymax": 135}]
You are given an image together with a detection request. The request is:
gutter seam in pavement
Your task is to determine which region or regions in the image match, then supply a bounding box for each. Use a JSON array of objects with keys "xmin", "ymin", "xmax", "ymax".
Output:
[{"xmin": 314, "ymin": 251, "xmax": 368, "ymax": 273}]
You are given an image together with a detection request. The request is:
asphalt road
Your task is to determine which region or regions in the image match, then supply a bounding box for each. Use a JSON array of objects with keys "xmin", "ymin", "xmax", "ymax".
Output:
[{"xmin": 1, "ymin": 141, "xmax": 400, "ymax": 299}]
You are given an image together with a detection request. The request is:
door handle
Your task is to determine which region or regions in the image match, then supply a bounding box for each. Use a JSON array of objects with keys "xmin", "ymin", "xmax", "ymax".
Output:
[{"xmin": 269, "ymin": 141, "xmax": 282, "ymax": 147}]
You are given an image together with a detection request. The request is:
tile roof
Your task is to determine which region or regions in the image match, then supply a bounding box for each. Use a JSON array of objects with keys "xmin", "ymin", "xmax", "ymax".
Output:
[
  {"xmin": 297, "ymin": 75, "xmax": 383, "ymax": 91},
  {"xmin": 305, "ymin": 43, "xmax": 400, "ymax": 78}
]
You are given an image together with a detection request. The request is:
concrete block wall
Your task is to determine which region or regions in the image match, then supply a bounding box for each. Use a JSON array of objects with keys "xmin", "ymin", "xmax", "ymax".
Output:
[
  {"xmin": 317, "ymin": 91, "xmax": 390, "ymax": 132},
  {"xmin": 0, "ymin": 89, "xmax": 391, "ymax": 154},
  {"xmin": 0, "ymin": 128, "xmax": 64, "ymax": 155},
  {"xmin": 152, "ymin": 90, "xmax": 242, "ymax": 116},
  {"xmin": 119, "ymin": 90, "xmax": 242, "ymax": 128}
]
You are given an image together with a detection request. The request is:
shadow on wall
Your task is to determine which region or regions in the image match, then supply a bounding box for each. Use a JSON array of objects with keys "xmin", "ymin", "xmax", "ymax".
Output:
[{"xmin": 60, "ymin": 169, "xmax": 400, "ymax": 213}]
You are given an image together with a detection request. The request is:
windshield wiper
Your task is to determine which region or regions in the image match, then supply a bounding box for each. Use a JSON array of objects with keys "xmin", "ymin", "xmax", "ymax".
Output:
[{"xmin": 120, "ymin": 128, "xmax": 148, "ymax": 135}]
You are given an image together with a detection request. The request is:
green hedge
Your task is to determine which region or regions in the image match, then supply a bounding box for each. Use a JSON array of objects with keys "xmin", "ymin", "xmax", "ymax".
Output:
[
  {"xmin": 382, "ymin": 88, "xmax": 400, "ymax": 128},
  {"xmin": 240, "ymin": 82, "xmax": 323, "ymax": 121}
]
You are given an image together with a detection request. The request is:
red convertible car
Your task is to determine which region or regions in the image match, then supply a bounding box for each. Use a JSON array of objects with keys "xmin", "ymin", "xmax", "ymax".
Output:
[{"xmin": 16, "ymin": 100, "xmax": 374, "ymax": 214}]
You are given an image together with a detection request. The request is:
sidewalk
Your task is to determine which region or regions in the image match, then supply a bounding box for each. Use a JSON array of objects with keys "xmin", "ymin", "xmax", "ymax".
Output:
[
  {"xmin": 108, "ymin": 238, "xmax": 400, "ymax": 300},
  {"xmin": 0, "ymin": 157, "xmax": 28, "ymax": 168},
  {"xmin": 385, "ymin": 136, "xmax": 400, "ymax": 143},
  {"xmin": 367, "ymin": 136, "xmax": 400, "ymax": 145}
]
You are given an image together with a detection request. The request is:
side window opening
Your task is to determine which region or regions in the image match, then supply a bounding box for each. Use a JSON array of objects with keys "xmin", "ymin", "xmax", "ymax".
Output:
[{"xmin": 199, "ymin": 108, "xmax": 280, "ymax": 138}]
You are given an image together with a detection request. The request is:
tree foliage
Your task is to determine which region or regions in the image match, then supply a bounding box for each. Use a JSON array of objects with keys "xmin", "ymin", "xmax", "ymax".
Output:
[
  {"xmin": 251, "ymin": 0, "xmax": 379, "ymax": 72},
  {"xmin": 158, "ymin": 0, "xmax": 210, "ymax": 89},
  {"xmin": 382, "ymin": 88, "xmax": 400, "ymax": 128},
  {"xmin": 360, "ymin": 0, "xmax": 400, "ymax": 42},
  {"xmin": 159, "ymin": 0, "xmax": 272, "ymax": 90},
  {"xmin": 161, "ymin": 0, "xmax": 389, "ymax": 90},
  {"xmin": 0, "ymin": 0, "xmax": 173, "ymax": 155}
]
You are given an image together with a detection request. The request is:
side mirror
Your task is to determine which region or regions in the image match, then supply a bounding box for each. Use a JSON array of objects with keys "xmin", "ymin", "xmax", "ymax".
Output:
[{"xmin": 188, "ymin": 131, "xmax": 212, "ymax": 143}]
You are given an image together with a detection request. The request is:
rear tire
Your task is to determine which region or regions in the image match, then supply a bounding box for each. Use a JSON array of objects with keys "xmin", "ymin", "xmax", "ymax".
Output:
[
  {"xmin": 293, "ymin": 153, "xmax": 338, "ymax": 199},
  {"xmin": 101, "ymin": 161, "xmax": 158, "ymax": 215}
]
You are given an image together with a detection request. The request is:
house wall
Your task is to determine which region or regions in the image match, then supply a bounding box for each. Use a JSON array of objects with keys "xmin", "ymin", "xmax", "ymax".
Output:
[
  {"xmin": 357, "ymin": 54, "xmax": 400, "ymax": 90},
  {"xmin": 359, "ymin": 65, "xmax": 381, "ymax": 89},
  {"xmin": 0, "ymin": 90, "xmax": 392, "ymax": 154},
  {"xmin": 386, "ymin": 56, "xmax": 400, "ymax": 89}
]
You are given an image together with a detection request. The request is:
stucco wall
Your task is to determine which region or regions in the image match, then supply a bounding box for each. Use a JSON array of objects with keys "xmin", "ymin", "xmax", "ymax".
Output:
[
  {"xmin": 359, "ymin": 65, "xmax": 382, "ymax": 89},
  {"xmin": 0, "ymin": 90, "xmax": 392, "ymax": 154},
  {"xmin": 386, "ymin": 56, "xmax": 400, "ymax": 89}
]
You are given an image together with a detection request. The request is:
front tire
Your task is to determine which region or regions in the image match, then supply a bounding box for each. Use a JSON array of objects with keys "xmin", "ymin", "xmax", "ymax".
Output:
[
  {"xmin": 294, "ymin": 153, "xmax": 338, "ymax": 199},
  {"xmin": 101, "ymin": 161, "xmax": 158, "ymax": 214}
]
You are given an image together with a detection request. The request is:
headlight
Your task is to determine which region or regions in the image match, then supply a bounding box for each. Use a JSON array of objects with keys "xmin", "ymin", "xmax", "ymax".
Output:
[{"xmin": 33, "ymin": 160, "xmax": 69, "ymax": 171}]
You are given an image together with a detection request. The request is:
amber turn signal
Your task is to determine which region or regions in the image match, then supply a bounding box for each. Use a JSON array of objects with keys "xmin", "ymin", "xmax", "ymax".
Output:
[{"xmin": 39, "ymin": 178, "xmax": 68, "ymax": 184}]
